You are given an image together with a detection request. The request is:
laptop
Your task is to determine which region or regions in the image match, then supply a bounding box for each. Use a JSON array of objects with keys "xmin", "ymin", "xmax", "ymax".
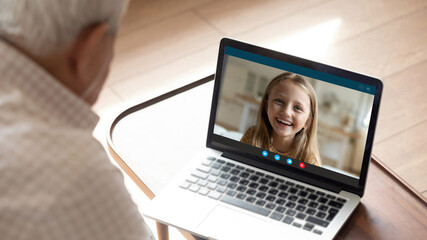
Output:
[{"xmin": 143, "ymin": 38, "xmax": 383, "ymax": 240}]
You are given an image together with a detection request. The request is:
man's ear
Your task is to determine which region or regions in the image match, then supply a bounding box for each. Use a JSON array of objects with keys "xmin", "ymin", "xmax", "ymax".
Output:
[{"xmin": 69, "ymin": 23, "xmax": 109, "ymax": 80}]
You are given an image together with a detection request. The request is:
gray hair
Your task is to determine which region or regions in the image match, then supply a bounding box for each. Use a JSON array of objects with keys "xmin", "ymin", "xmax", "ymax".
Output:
[{"xmin": 0, "ymin": 0, "xmax": 129, "ymax": 56}]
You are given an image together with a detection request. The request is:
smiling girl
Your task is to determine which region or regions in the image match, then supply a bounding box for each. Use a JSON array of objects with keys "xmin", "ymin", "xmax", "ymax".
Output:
[{"xmin": 240, "ymin": 72, "xmax": 321, "ymax": 166}]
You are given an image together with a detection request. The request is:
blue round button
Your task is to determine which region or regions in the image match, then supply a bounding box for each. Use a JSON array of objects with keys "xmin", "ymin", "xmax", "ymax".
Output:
[
  {"xmin": 287, "ymin": 158, "xmax": 293, "ymax": 164},
  {"xmin": 274, "ymin": 154, "xmax": 280, "ymax": 161},
  {"xmin": 262, "ymin": 151, "xmax": 268, "ymax": 157}
]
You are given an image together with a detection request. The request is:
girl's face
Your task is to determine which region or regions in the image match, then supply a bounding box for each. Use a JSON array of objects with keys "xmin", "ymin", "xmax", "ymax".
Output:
[{"xmin": 267, "ymin": 80, "xmax": 311, "ymax": 142}]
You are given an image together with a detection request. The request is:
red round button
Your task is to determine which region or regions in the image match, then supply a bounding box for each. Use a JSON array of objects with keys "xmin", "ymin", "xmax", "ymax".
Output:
[{"xmin": 299, "ymin": 162, "xmax": 305, "ymax": 168}]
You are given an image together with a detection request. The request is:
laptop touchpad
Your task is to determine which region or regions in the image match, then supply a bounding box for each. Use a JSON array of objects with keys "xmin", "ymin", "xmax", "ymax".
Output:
[{"xmin": 196, "ymin": 205, "xmax": 270, "ymax": 240}]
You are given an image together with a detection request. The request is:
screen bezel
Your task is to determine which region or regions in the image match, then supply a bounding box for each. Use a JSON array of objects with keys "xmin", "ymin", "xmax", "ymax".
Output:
[{"xmin": 207, "ymin": 38, "xmax": 383, "ymax": 197}]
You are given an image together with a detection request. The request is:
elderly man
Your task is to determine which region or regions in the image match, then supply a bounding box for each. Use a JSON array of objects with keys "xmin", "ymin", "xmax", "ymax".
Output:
[{"xmin": 0, "ymin": 1, "xmax": 154, "ymax": 239}]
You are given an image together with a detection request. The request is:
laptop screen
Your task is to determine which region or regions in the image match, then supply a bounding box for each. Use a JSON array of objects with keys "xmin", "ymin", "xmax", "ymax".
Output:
[{"xmin": 207, "ymin": 38, "xmax": 382, "ymax": 196}]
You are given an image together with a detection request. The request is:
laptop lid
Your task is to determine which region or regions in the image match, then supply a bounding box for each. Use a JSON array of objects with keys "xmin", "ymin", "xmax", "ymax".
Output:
[{"xmin": 206, "ymin": 38, "xmax": 383, "ymax": 197}]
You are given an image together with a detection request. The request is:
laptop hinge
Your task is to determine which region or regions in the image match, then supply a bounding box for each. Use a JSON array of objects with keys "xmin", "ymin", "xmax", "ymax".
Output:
[{"xmin": 221, "ymin": 151, "xmax": 342, "ymax": 194}]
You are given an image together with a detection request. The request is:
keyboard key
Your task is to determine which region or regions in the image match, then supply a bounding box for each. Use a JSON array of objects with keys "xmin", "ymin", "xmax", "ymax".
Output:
[
  {"xmin": 226, "ymin": 190, "xmax": 236, "ymax": 197},
  {"xmin": 306, "ymin": 188, "xmax": 315, "ymax": 193},
  {"xmin": 278, "ymin": 184, "xmax": 289, "ymax": 191},
  {"xmin": 255, "ymin": 172, "xmax": 265, "ymax": 177},
  {"xmin": 249, "ymin": 175, "xmax": 260, "ymax": 181},
  {"xmin": 268, "ymin": 189, "xmax": 278, "ymax": 195},
  {"xmin": 192, "ymin": 171, "xmax": 208, "ymax": 180},
  {"xmin": 265, "ymin": 203, "xmax": 276, "ymax": 210},
  {"xmin": 276, "ymin": 206, "xmax": 286, "ymax": 213},
  {"xmin": 326, "ymin": 194, "xmax": 336, "ymax": 199},
  {"xmin": 297, "ymin": 198, "xmax": 308, "ymax": 205},
  {"xmin": 240, "ymin": 172, "xmax": 250, "ymax": 178},
  {"xmin": 298, "ymin": 191, "xmax": 308, "ymax": 197},
  {"xmin": 286, "ymin": 209, "xmax": 297, "ymax": 217},
  {"xmin": 316, "ymin": 191, "xmax": 325, "ymax": 196},
  {"xmin": 285, "ymin": 181, "xmax": 295, "ymax": 186},
  {"xmin": 229, "ymin": 176, "xmax": 240, "ymax": 182},
  {"xmin": 306, "ymin": 208, "xmax": 316, "ymax": 215},
  {"xmin": 337, "ymin": 197, "xmax": 347, "ymax": 203},
  {"xmin": 292, "ymin": 222, "xmax": 302, "ymax": 228},
  {"xmin": 286, "ymin": 202, "xmax": 296, "ymax": 209},
  {"xmin": 230, "ymin": 169, "xmax": 240, "ymax": 175},
  {"xmin": 318, "ymin": 197, "xmax": 328, "ymax": 204},
  {"xmin": 221, "ymin": 166, "xmax": 231, "ymax": 172},
  {"xmin": 296, "ymin": 205, "xmax": 306, "ymax": 212},
  {"xmin": 189, "ymin": 185, "xmax": 200, "ymax": 192},
  {"xmin": 226, "ymin": 162, "xmax": 235, "ymax": 167},
  {"xmin": 211, "ymin": 162, "xmax": 222, "ymax": 169},
  {"xmin": 307, "ymin": 194, "xmax": 318, "ymax": 201},
  {"xmin": 318, "ymin": 205, "xmax": 328, "ymax": 212},
  {"xmin": 282, "ymin": 216, "xmax": 294, "ymax": 224},
  {"xmin": 210, "ymin": 169, "xmax": 221, "ymax": 176},
  {"xmin": 217, "ymin": 186, "xmax": 227, "ymax": 193},
  {"xmin": 328, "ymin": 200, "xmax": 344, "ymax": 209},
  {"xmin": 306, "ymin": 216, "xmax": 329, "ymax": 228},
  {"xmin": 220, "ymin": 173, "xmax": 231, "ymax": 180},
  {"xmin": 288, "ymin": 195, "xmax": 298, "ymax": 202},
  {"xmin": 270, "ymin": 212, "xmax": 284, "ymax": 221},
  {"xmin": 246, "ymin": 189, "xmax": 256, "ymax": 195},
  {"xmin": 239, "ymin": 179, "xmax": 249, "ymax": 186},
  {"xmin": 275, "ymin": 198, "xmax": 286, "ymax": 205},
  {"xmin": 236, "ymin": 165, "xmax": 245, "ymax": 170},
  {"xmin": 259, "ymin": 178, "xmax": 269, "ymax": 184},
  {"xmin": 207, "ymin": 175, "xmax": 218, "ymax": 183},
  {"xmin": 227, "ymin": 183, "xmax": 237, "ymax": 189},
  {"xmin": 216, "ymin": 159, "xmax": 225, "ymax": 164},
  {"xmin": 197, "ymin": 180, "xmax": 208, "ymax": 187},
  {"xmin": 199, "ymin": 188, "xmax": 209, "ymax": 196},
  {"xmin": 303, "ymin": 223, "xmax": 315, "ymax": 231},
  {"xmin": 186, "ymin": 176, "xmax": 198, "ymax": 183},
  {"xmin": 258, "ymin": 185, "xmax": 269, "ymax": 192},
  {"xmin": 266, "ymin": 195, "xmax": 276, "ymax": 202},
  {"xmin": 295, "ymin": 184, "xmax": 305, "ymax": 189},
  {"xmin": 245, "ymin": 169, "xmax": 255, "ymax": 173},
  {"xmin": 246, "ymin": 196, "xmax": 256, "ymax": 203},
  {"xmin": 308, "ymin": 201, "xmax": 319, "ymax": 208},
  {"xmin": 236, "ymin": 193, "xmax": 246, "ymax": 200},
  {"xmin": 313, "ymin": 229, "xmax": 323, "ymax": 235},
  {"xmin": 256, "ymin": 192, "xmax": 266, "ymax": 199},
  {"xmin": 275, "ymin": 178, "xmax": 285, "ymax": 183},
  {"xmin": 268, "ymin": 181, "xmax": 279, "ymax": 188},
  {"xmin": 296, "ymin": 212, "xmax": 307, "ymax": 220},
  {"xmin": 217, "ymin": 179, "xmax": 227, "ymax": 186},
  {"xmin": 197, "ymin": 165, "xmax": 211, "ymax": 173},
  {"xmin": 202, "ymin": 159, "xmax": 212, "ymax": 166},
  {"xmin": 248, "ymin": 183, "xmax": 259, "ymax": 190},
  {"xmin": 220, "ymin": 195, "xmax": 272, "ymax": 217},
  {"xmin": 207, "ymin": 183, "xmax": 217, "ymax": 190},
  {"xmin": 316, "ymin": 211, "xmax": 327, "ymax": 219},
  {"xmin": 236, "ymin": 186, "xmax": 247, "ymax": 192},
  {"xmin": 278, "ymin": 192, "xmax": 289, "ymax": 198},
  {"xmin": 288, "ymin": 188, "xmax": 298, "ymax": 194},
  {"xmin": 208, "ymin": 191, "xmax": 221, "ymax": 200},
  {"xmin": 265, "ymin": 175, "xmax": 274, "ymax": 180},
  {"xmin": 180, "ymin": 181, "xmax": 191, "ymax": 189},
  {"xmin": 255, "ymin": 200, "xmax": 266, "ymax": 207}
]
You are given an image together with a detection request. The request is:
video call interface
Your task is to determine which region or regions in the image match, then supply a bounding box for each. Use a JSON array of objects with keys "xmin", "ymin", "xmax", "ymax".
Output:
[{"xmin": 213, "ymin": 47, "xmax": 376, "ymax": 180}]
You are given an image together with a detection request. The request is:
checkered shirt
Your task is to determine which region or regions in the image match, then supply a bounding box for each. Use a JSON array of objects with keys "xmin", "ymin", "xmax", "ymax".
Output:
[{"xmin": 0, "ymin": 39, "xmax": 154, "ymax": 240}]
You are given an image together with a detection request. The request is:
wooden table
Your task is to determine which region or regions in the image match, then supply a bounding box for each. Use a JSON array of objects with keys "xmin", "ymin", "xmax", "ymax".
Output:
[{"xmin": 107, "ymin": 75, "xmax": 427, "ymax": 240}]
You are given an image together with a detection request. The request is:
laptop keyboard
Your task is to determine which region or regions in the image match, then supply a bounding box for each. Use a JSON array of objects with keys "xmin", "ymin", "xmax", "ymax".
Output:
[{"xmin": 180, "ymin": 156, "xmax": 347, "ymax": 235}]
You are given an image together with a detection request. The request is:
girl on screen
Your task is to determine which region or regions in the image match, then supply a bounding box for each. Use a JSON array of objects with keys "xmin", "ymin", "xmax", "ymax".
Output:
[{"xmin": 240, "ymin": 72, "xmax": 321, "ymax": 166}]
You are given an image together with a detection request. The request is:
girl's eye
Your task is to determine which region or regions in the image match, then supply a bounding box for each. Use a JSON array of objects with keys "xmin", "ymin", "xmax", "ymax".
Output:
[
  {"xmin": 294, "ymin": 105, "xmax": 303, "ymax": 111},
  {"xmin": 274, "ymin": 99, "xmax": 284, "ymax": 104}
]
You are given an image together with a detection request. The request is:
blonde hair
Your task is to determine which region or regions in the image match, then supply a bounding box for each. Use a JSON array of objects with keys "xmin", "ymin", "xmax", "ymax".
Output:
[{"xmin": 250, "ymin": 72, "xmax": 321, "ymax": 165}]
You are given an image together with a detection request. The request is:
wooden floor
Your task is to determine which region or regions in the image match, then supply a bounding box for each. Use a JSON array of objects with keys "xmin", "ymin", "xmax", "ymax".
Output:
[{"xmin": 93, "ymin": 0, "xmax": 427, "ymax": 203}]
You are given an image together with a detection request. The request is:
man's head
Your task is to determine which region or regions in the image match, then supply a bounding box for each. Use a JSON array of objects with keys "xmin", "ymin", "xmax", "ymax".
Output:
[{"xmin": 0, "ymin": 0, "xmax": 129, "ymax": 104}]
